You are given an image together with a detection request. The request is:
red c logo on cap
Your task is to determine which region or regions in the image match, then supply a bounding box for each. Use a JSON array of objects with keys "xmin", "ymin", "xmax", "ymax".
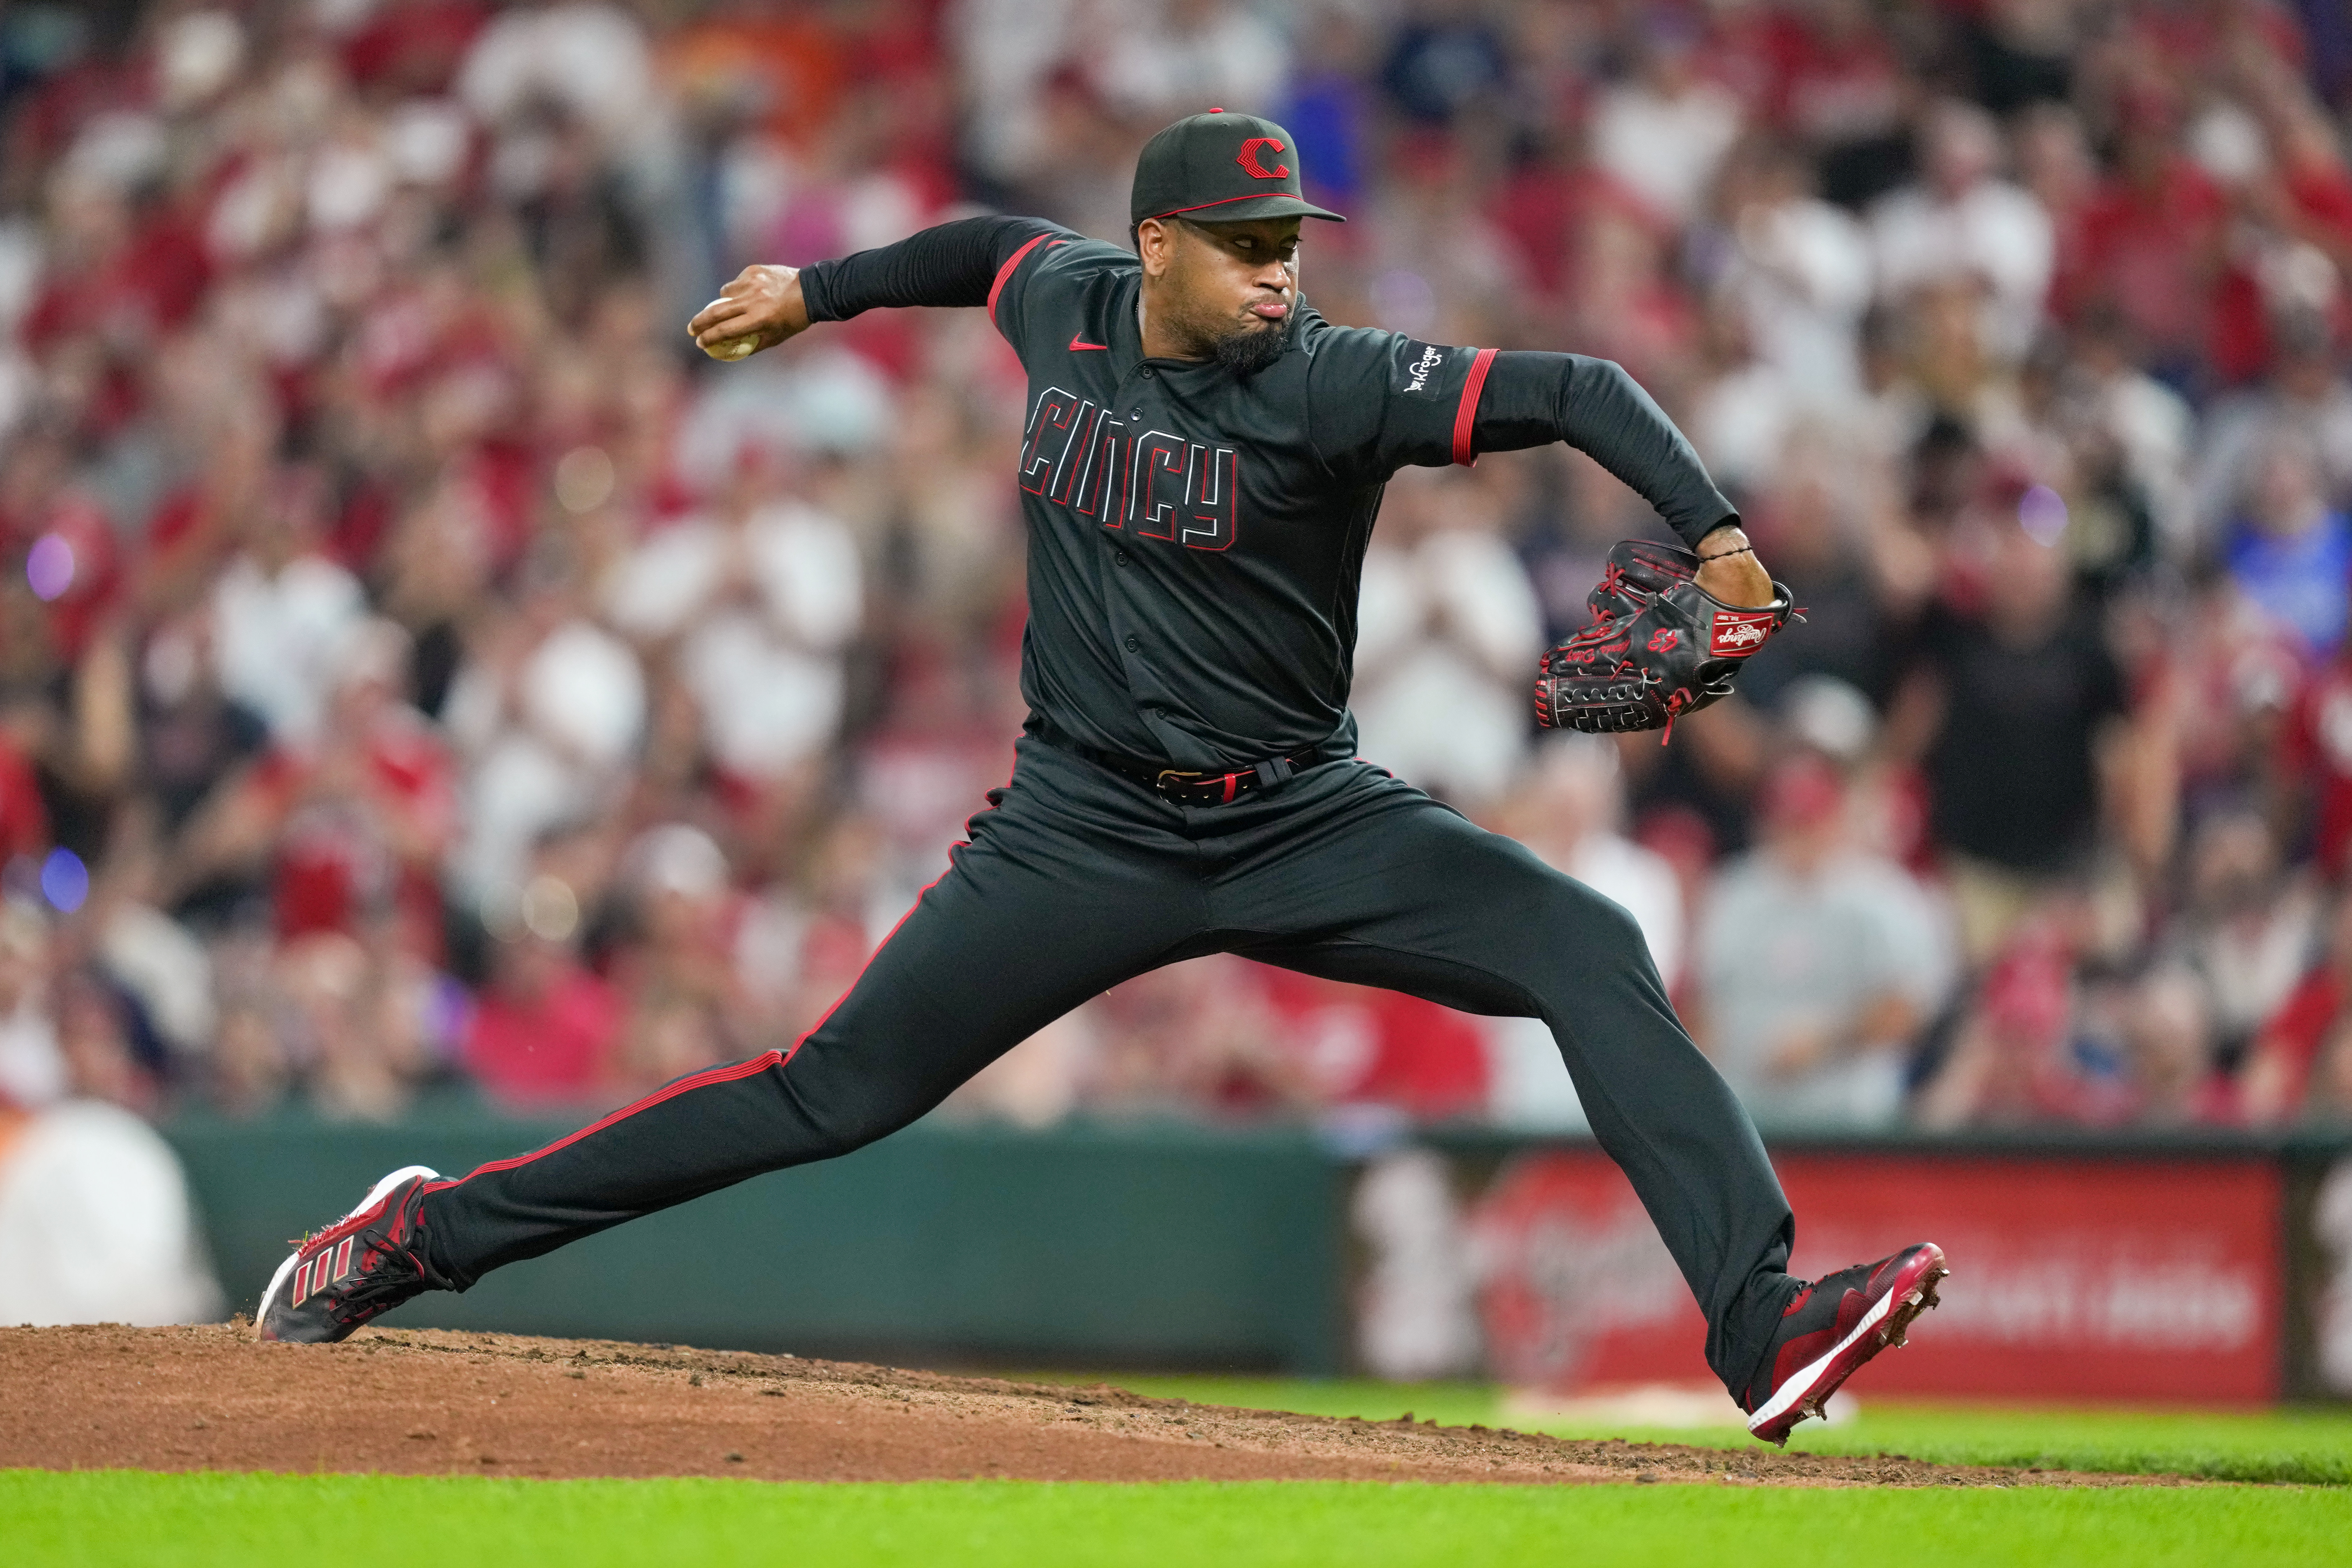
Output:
[{"xmin": 1236, "ymin": 137, "xmax": 1289, "ymax": 180}]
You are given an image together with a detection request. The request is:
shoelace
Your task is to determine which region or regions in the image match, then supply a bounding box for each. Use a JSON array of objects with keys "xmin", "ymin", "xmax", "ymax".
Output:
[{"xmin": 323, "ymin": 1213, "xmax": 450, "ymax": 1324}]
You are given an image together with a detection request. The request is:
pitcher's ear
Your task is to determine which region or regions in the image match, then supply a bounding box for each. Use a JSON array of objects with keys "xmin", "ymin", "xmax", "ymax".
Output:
[{"xmin": 1136, "ymin": 216, "xmax": 1176, "ymax": 278}]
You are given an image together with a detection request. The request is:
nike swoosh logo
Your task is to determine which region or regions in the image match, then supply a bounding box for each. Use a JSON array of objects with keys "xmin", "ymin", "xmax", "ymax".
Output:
[{"xmin": 1070, "ymin": 335, "xmax": 1109, "ymax": 350}]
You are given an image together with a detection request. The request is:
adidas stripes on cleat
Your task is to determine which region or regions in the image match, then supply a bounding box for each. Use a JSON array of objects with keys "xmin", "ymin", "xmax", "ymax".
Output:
[{"xmin": 255, "ymin": 1165, "xmax": 451, "ymax": 1344}]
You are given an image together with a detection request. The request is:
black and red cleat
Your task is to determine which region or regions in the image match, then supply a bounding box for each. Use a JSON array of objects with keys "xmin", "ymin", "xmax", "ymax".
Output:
[
  {"xmin": 1742, "ymin": 1242, "xmax": 1948, "ymax": 1445},
  {"xmin": 255, "ymin": 1165, "xmax": 451, "ymax": 1344}
]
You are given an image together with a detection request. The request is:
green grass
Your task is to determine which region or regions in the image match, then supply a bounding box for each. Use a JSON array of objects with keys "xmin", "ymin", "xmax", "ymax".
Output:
[
  {"xmin": 7, "ymin": 1470, "xmax": 2350, "ymax": 1568},
  {"xmin": 1023, "ymin": 1375, "xmax": 2352, "ymax": 1486}
]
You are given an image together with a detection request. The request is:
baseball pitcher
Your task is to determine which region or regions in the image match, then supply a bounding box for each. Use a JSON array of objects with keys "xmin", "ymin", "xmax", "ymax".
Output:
[{"xmin": 255, "ymin": 113, "xmax": 1943, "ymax": 1444}]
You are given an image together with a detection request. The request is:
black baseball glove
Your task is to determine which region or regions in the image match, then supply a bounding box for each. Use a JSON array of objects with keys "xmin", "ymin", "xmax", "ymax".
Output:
[{"xmin": 1533, "ymin": 539, "xmax": 1798, "ymax": 737}]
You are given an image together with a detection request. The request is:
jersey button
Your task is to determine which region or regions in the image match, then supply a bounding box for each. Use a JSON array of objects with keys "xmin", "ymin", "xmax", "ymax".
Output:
[
  {"xmin": 1140, "ymin": 368, "xmax": 1155, "ymax": 378},
  {"xmin": 1124, "ymin": 635, "xmax": 1141, "ymax": 653},
  {"xmin": 1114, "ymin": 551, "xmax": 1130, "ymax": 566}
]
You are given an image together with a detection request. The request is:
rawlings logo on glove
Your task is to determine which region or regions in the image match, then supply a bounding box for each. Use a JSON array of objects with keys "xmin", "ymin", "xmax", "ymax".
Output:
[{"xmin": 1534, "ymin": 539, "xmax": 1798, "ymax": 739}]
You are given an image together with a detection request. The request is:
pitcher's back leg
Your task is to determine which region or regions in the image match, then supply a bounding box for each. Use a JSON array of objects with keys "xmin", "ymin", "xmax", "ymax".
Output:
[{"xmin": 423, "ymin": 751, "xmax": 1206, "ymax": 1286}]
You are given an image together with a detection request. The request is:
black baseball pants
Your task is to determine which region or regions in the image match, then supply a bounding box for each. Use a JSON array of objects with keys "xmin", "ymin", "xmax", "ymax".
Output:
[{"xmin": 420, "ymin": 736, "xmax": 1800, "ymax": 1394}]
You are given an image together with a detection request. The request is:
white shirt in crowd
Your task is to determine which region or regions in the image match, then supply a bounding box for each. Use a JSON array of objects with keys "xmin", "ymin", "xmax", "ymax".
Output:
[
  {"xmin": 1723, "ymin": 194, "xmax": 1875, "ymax": 406},
  {"xmin": 456, "ymin": 1, "xmax": 652, "ymax": 139},
  {"xmin": 1697, "ymin": 849, "xmax": 1952, "ymax": 1128},
  {"xmin": 1352, "ymin": 527, "xmax": 1545, "ymax": 814},
  {"xmin": 211, "ymin": 552, "xmax": 364, "ymax": 740},
  {"xmin": 0, "ymin": 1101, "xmax": 223, "ymax": 1327},
  {"xmin": 606, "ymin": 500, "xmax": 863, "ymax": 781},
  {"xmin": 1870, "ymin": 175, "xmax": 2054, "ymax": 364},
  {"xmin": 1090, "ymin": 0, "xmax": 1291, "ymax": 122},
  {"xmin": 1592, "ymin": 77, "xmax": 1744, "ymax": 226},
  {"xmin": 445, "ymin": 616, "xmax": 647, "ymax": 898}
]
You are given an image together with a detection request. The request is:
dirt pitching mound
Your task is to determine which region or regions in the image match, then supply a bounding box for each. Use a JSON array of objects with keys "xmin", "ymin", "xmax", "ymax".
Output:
[{"xmin": 1, "ymin": 1324, "xmax": 2170, "ymax": 1487}]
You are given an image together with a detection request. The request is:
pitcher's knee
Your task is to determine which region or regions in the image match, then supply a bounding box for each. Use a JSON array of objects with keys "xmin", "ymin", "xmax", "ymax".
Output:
[
  {"xmin": 1559, "ymin": 883, "xmax": 1650, "ymax": 961},
  {"xmin": 792, "ymin": 1090, "xmax": 908, "ymax": 1161}
]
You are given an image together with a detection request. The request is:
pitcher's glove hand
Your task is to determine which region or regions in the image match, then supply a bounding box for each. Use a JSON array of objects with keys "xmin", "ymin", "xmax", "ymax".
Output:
[{"xmin": 1534, "ymin": 540, "xmax": 1798, "ymax": 737}]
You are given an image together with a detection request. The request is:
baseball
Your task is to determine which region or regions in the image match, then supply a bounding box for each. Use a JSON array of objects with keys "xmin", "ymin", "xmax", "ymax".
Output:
[{"xmin": 713, "ymin": 336, "xmax": 758, "ymax": 361}]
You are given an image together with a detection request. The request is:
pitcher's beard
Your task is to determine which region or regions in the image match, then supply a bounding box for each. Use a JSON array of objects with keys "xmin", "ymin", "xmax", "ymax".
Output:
[{"xmin": 1209, "ymin": 313, "xmax": 1291, "ymax": 377}]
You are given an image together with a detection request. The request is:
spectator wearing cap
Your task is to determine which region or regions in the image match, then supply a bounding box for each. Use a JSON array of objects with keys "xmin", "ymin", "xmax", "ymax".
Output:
[{"xmin": 1689, "ymin": 755, "xmax": 1950, "ymax": 1127}]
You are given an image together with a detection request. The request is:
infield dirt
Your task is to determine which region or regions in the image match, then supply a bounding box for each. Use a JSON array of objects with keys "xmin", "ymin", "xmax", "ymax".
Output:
[{"xmin": 2, "ymin": 1324, "xmax": 2181, "ymax": 1487}]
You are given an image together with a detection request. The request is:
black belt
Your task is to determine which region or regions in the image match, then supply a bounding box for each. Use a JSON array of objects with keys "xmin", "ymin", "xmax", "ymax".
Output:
[{"xmin": 1076, "ymin": 745, "xmax": 1319, "ymax": 807}]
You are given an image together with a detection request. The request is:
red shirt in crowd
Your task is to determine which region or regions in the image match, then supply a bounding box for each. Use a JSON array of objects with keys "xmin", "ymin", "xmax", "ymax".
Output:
[
  {"xmin": 1256, "ymin": 969, "xmax": 1489, "ymax": 1121},
  {"xmin": 2255, "ymin": 968, "xmax": 2344, "ymax": 1107},
  {"xmin": 2069, "ymin": 155, "xmax": 2226, "ymax": 361},
  {"xmin": 2284, "ymin": 661, "xmax": 2352, "ymax": 880},
  {"xmin": 0, "ymin": 734, "xmax": 48, "ymax": 865},
  {"xmin": 463, "ymin": 959, "xmax": 624, "ymax": 1107},
  {"xmin": 250, "ymin": 707, "xmax": 457, "ymax": 945}
]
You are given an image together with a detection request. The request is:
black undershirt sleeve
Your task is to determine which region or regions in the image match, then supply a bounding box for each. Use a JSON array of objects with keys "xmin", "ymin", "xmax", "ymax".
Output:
[
  {"xmin": 798, "ymin": 216, "xmax": 1059, "ymax": 321},
  {"xmin": 1470, "ymin": 351, "xmax": 1738, "ymax": 549}
]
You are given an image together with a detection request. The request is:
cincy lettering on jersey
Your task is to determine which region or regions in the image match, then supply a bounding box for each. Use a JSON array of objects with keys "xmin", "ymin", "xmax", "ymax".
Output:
[{"xmin": 1017, "ymin": 385, "xmax": 1237, "ymax": 551}]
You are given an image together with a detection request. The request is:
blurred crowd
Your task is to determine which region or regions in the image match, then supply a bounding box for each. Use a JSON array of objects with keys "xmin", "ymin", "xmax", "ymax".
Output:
[{"xmin": 2, "ymin": 0, "xmax": 2351, "ymax": 1156}]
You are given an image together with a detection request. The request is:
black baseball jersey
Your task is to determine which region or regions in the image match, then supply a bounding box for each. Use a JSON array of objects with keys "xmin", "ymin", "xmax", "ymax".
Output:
[{"xmin": 802, "ymin": 217, "xmax": 1736, "ymax": 769}]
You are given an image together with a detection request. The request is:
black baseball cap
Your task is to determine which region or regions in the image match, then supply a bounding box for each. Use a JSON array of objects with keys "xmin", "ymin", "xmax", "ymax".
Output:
[{"xmin": 1130, "ymin": 110, "xmax": 1346, "ymax": 227}]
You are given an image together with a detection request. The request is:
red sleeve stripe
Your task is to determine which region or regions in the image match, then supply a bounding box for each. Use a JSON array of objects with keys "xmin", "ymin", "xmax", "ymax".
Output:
[
  {"xmin": 987, "ymin": 234, "xmax": 1053, "ymax": 330},
  {"xmin": 1452, "ymin": 346, "xmax": 1497, "ymax": 467}
]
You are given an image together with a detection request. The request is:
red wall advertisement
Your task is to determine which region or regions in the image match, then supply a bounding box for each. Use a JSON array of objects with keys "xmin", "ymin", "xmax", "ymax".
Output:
[{"xmin": 1471, "ymin": 1150, "xmax": 2282, "ymax": 1403}]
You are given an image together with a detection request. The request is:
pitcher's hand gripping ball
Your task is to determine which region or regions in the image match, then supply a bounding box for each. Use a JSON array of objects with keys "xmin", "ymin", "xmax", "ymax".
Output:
[{"xmin": 1534, "ymin": 539, "xmax": 1797, "ymax": 737}]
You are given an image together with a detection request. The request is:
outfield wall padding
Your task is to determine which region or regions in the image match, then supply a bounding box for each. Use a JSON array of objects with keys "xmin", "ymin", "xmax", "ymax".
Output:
[
  {"xmin": 164, "ymin": 1109, "xmax": 2352, "ymax": 1394},
  {"xmin": 167, "ymin": 1108, "xmax": 1351, "ymax": 1373}
]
